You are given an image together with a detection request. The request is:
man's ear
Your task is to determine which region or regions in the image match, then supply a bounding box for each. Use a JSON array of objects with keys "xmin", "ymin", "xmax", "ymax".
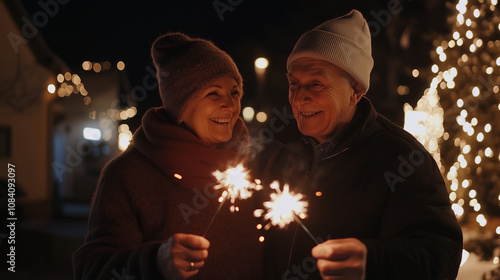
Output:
[{"xmin": 350, "ymin": 82, "xmax": 364, "ymax": 105}]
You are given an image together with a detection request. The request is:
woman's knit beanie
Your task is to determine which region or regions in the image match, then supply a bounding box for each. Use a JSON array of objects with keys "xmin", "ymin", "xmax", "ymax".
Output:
[
  {"xmin": 287, "ymin": 9, "xmax": 374, "ymax": 93},
  {"xmin": 151, "ymin": 33, "xmax": 243, "ymax": 122}
]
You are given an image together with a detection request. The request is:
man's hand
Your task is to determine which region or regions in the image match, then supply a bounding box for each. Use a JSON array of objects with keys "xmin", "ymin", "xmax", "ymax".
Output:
[
  {"xmin": 157, "ymin": 233, "xmax": 210, "ymax": 280},
  {"xmin": 311, "ymin": 238, "xmax": 367, "ymax": 280}
]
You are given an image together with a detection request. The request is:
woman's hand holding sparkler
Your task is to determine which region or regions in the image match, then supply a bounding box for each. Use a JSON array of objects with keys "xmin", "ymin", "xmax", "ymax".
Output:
[
  {"xmin": 311, "ymin": 238, "xmax": 367, "ymax": 280},
  {"xmin": 156, "ymin": 233, "xmax": 210, "ymax": 280}
]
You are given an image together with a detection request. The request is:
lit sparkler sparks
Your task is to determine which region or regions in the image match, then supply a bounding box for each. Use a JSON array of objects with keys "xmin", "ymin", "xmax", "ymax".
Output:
[
  {"xmin": 212, "ymin": 163, "xmax": 262, "ymax": 211},
  {"xmin": 254, "ymin": 181, "xmax": 318, "ymax": 244},
  {"xmin": 203, "ymin": 163, "xmax": 262, "ymax": 237}
]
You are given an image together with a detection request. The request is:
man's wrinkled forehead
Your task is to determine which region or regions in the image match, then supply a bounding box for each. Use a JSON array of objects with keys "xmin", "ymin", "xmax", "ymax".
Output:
[{"xmin": 287, "ymin": 58, "xmax": 342, "ymax": 79}]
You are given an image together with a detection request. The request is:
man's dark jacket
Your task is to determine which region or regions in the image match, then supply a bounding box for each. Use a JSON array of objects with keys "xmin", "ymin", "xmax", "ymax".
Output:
[{"xmin": 252, "ymin": 97, "xmax": 463, "ymax": 280}]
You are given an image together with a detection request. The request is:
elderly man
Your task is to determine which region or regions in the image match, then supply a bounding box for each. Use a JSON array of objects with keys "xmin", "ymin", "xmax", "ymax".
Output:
[{"xmin": 255, "ymin": 9, "xmax": 462, "ymax": 280}]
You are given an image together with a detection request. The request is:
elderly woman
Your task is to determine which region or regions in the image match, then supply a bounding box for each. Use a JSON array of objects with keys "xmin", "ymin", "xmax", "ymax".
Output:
[{"xmin": 73, "ymin": 33, "xmax": 263, "ymax": 279}]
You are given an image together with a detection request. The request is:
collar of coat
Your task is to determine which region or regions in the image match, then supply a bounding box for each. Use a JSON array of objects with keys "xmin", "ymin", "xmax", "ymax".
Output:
[
  {"xmin": 130, "ymin": 107, "xmax": 250, "ymax": 191},
  {"xmin": 303, "ymin": 97, "xmax": 379, "ymax": 160}
]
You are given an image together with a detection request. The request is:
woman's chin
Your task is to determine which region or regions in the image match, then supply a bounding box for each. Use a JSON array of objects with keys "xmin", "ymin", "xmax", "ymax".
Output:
[
  {"xmin": 219, "ymin": 134, "xmax": 233, "ymax": 143},
  {"xmin": 206, "ymin": 134, "xmax": 232, "ymax": 146}
]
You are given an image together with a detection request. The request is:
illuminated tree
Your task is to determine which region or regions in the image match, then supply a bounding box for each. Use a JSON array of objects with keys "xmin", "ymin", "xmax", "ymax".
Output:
[
  {"xmin": 438, "ymin": 0, "xmax": 500, "ymax": 227},
  {"xmin": 406, "ymin": 0, "xmax": 500, "ymax": 228}
]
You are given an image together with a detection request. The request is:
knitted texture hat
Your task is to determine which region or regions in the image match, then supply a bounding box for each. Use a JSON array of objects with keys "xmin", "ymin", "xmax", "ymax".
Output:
[
  {"xmin": 151, "ymin": 33, "xmax": 243, "ymax": 122},
  {"xmin": 287, "ymin": 9, "xmax": 374, "ymax": 93}
]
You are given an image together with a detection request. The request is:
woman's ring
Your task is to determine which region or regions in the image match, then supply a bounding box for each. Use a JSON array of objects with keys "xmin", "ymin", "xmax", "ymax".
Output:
[{"xmin": 189, "ymin": 261, "xmax": 195, "ymax": 271}]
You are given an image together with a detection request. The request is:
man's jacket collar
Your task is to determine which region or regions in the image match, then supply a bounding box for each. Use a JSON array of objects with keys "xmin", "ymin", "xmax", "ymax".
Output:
[{"xmin": 303, "ymin": 97, "xmax": 378, "ymax": 161}]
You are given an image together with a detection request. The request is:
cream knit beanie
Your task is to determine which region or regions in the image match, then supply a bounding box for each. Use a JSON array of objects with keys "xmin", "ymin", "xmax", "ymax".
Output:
[{"xmin": 287, "ymin": 9, "xmax": 374, "ymax": 93}]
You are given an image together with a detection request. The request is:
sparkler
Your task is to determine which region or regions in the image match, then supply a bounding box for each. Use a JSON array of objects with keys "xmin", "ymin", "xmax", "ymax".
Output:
[
  {"xmin": 203, "ymin": 163, "xmax": 262, "ymax": 237},
  {"xmin": 254, "ymin": 181, "xmax": 318, "ymax": 245}
]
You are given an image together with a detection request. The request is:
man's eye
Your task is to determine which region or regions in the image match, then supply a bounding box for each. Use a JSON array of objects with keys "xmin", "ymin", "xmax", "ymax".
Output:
[
  {"xmin": 289, "ymin": 82, "xmax": 298, "ymax": 89},
  {"xmin": 310, "ymin": 83, "xmax": 324, "ymax": 91}
]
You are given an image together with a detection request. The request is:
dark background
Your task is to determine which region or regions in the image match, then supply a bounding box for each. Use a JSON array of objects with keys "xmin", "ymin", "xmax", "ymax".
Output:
[{"xmin": 21, "ymin": 0, "xmax": 452, "ymax": 131}]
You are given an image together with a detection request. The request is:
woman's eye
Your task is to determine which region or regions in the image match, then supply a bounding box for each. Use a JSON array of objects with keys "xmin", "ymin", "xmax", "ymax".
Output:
[{"xmin": 206, "ymin": 91, "xmax": 219, "ymax": 97}]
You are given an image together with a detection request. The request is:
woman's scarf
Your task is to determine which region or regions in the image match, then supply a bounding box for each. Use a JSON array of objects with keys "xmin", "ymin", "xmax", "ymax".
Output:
[{"xmin": 131, "ymin": 107, "xmax": 249, "ymax": 191}]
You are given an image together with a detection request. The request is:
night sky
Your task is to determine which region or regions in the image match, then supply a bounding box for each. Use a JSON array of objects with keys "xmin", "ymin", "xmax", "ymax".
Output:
[{"xmin": 20, "ymin": 0, "xmax": 452, "ymax": 131}]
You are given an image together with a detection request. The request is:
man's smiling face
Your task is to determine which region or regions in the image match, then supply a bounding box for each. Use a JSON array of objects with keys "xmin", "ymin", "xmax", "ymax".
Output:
[{"xmin": 287, "ymin": 57, "xmax": 362, "ymax": 143}]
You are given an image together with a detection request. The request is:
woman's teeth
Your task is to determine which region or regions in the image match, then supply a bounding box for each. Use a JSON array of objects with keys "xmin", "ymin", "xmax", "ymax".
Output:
[{"xmin": 210, "ymin": 118, "xmax": 231, "ymax": 124}]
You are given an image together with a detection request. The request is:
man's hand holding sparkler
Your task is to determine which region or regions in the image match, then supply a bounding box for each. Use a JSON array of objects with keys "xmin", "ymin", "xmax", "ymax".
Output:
[
  {"xmin": 157, "ymin": 233, "xmax": 210, "ymax": 280},
  {"xmin": 311, "ymin": 238, "xmax": 367, "ymax": 280}
]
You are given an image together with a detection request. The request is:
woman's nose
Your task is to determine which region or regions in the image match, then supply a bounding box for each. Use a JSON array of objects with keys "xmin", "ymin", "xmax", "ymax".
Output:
[{"xmin": 221, "ymin": 93, "xmax": 238, "ymax": 110}]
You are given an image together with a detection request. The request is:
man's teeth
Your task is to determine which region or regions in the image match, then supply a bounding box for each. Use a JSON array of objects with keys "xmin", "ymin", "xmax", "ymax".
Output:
[
  {"xmin": 211, "ymin": 118, "xmax": 231, "ymax": 124},
  {"xmin": 301, "ymin": 111, "xmax": 320, "ymax": 116}
]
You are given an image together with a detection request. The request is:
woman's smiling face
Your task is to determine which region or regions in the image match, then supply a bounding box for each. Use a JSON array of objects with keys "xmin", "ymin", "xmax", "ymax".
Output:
[
  {"xmin": 287, "ymin": 58, "xmax": 362, "ymax": 143},
  {"xmin": 180, "ymin": 76, "xmax": 242, "ymax": 146}
]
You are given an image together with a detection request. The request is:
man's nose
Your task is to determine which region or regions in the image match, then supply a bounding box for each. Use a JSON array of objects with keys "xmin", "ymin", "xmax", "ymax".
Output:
[{"xmin": 290, "ymin": 86, "xmax": 310, "ymax": 106}]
